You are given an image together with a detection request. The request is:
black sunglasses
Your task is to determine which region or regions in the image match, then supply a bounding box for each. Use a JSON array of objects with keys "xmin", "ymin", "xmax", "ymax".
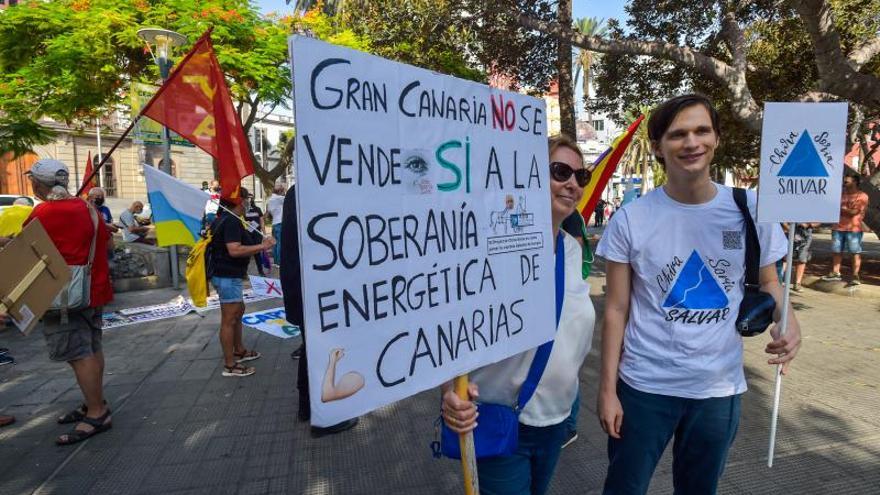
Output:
[{"xmin": 549, "ymin": 162, "xmax": 591, "ymax": 187}]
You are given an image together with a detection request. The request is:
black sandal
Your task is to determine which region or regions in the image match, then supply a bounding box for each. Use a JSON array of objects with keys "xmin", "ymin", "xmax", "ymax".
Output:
[
  {"xmin": 57, "ymin": 400, "xmax": 107, "ymax": 424},
  {"xmin": 56, "ymin": 409, "xmax": 112, "ymax": 446},
  {"xmin": 57, "ymin": 404, "xmax": 87, "ymax": 424}
]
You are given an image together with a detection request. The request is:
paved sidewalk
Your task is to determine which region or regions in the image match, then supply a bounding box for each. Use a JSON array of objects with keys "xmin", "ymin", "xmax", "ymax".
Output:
[{"xmin": 1, "ymin": 271, "xmax": 879, "ymax": 494}]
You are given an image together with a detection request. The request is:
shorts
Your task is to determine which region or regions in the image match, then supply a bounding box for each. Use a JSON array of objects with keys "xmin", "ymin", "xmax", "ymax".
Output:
[
  {"xmin": 831, "ymin": 230, "xmax": 863, "ymax": 254},
  {"xmin": 39, "ymin": 308, "xmax": 103, "ymax": 362},
  {"xmin": 792, "ymin": 231, "xmax": 813, "ymax": 263},
  {"xmin": 211, "ymin": 276, "xmax": 243, "ymax": 303}
]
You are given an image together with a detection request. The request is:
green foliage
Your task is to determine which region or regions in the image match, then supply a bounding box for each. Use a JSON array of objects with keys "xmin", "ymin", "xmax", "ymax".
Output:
[
  {"xmin": 0, "ymin": 0, "xmax": 292, "ymax": 153},
  {"xmin": 591, "ymin": 1, "xmax": 880, "ymax": 176},
  {"xmin": 0, "ymin": 116, "xmax": 56, "ymax": 159},
  {"xmin": 340, "ymin": 0, "xmax": 484, "ymax": 82}
]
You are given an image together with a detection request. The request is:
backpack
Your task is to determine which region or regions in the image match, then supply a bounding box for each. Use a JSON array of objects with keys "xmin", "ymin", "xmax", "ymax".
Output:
[
  {"xmin": 186, "ymin": 224, "xmax": 214, "ymax": 308},
  {"xmin": 48, "ymin": 201, "xmax": 99, "ymax": 322}
]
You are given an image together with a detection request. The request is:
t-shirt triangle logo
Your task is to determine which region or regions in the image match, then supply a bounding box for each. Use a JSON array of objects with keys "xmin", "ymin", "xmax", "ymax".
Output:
[
  {"xmin": 662, "ymin": 250, "xmax": 729, "ymax": 309},
  {"xmin": 777, "ymin": 129, "xmax": 829, "ymax": 177}
]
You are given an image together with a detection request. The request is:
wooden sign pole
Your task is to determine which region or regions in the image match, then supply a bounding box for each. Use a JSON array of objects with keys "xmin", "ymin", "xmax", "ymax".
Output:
[{"xmin": 454, "ymin": 375, "xmax": 479, "ymax": 495}]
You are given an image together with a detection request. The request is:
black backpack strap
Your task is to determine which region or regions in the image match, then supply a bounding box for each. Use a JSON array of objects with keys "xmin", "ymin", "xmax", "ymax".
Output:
[{"xmin": 733, "ymin": 188, "xmax": 761, "ymax": 288}]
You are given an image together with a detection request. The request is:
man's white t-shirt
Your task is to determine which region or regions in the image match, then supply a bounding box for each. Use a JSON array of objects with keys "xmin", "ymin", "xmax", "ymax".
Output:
[
  {"xmin": 596, "ymin": 184, "xmax": 786, "ymax": 399},
  {"xmin": 266, "ymin": 194, "xmax": 284, "ymax": 226},
  {"xmin": 119, "ymin": 209, "xmax": 141, "ymax": 243},
  {"xmin": 469, "ymin": 233, "xmax": 596, "ymax": 426}
]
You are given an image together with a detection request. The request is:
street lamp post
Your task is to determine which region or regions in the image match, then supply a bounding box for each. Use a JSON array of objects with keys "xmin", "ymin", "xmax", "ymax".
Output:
[{"xmin": 137, "ymin": 28, "xmax": 188, "ymax": 289}]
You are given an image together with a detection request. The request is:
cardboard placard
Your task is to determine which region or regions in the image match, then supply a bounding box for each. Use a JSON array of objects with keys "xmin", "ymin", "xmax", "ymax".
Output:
[{"xmin": 0, "ymin": 219, "xmax": 71, "ymax": 334}]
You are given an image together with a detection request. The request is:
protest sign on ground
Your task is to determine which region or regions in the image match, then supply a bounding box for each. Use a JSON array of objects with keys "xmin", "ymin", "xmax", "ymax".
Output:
[
  {"xmin": 290, "ymin": 36, "xmax": 555, "ymax": 427},
  {"xmin": 757, "ymin": 102, "xmax": 848, "ymax": 222},
  {"xmin": 242, "ymin": 307, "xmax": 300, "ymax": 339},
  {"xmin": 248, "ymin": 275, "xmax": 284, "ymax": 298}
]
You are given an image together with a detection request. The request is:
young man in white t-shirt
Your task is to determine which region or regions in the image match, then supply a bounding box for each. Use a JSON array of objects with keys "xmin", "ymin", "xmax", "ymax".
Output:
[{"xmin": 595, "ymin": 94, "xmax": 802, "ymax": 494}]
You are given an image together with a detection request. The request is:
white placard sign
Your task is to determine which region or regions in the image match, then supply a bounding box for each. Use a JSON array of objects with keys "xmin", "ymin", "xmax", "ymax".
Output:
[
  {"xmin": 290, "ymin": 36, "xmax": 555, "ymax": 427},
  {"xmin": 757, "ymin": 102, "xmax": 848, "ymax": 222}
]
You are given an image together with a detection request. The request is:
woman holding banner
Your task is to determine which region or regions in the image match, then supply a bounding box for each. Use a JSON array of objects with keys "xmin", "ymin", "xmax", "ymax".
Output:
[{"xmin": 441, "ymin": 135, "xmax": 596, "ymax": 495}]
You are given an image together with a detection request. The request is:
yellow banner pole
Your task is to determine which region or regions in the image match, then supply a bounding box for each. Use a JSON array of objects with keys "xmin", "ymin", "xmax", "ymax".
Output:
[{"xmin": 454, "ymin": 375, "xmax": 479, "ymax": 495}]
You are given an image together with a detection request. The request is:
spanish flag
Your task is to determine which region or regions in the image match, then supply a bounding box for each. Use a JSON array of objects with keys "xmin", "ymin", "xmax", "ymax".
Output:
[
  {"xmin": 143, "ymin": 164, "xmax": 210, "ymax": 246},
  {"xmin": 577, "ymin": 115, "xmax": 645, "ymax": 222}
]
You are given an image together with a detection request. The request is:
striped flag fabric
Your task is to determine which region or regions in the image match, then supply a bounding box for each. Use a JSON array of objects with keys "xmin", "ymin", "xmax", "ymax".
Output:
[
  {"xmin": 143, "ymin": 164, "xmax": 210, "ymax": 246},
  {"xmin": 577, "ymin": 115, "xmax": 645, "ymax": 222}
]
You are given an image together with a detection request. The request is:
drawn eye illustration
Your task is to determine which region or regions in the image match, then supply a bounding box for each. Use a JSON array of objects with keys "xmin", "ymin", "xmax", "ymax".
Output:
[{"xmin": 404, "ymin": 155, "xmax": 429, "ymax": 175}]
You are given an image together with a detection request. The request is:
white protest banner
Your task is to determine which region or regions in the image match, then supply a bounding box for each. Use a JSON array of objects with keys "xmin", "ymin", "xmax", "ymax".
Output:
[
  {"xmin": 757, "ymin": 102, "xmax": 848, "ymax": 222},
  {"xmin": 290, "ymin": 36, "xmax": 555, "ymax": 427},
  {"xmin": 248, "ymin": 275, "xmax": 284, "ymax": 298},
  {"xmin": 242, "ymin": 307, "xmax": 301, "ymax": 339}
]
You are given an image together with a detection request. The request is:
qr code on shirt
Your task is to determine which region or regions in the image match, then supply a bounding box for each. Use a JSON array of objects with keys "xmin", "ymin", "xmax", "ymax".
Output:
[{"xmin": 723, "ymin": 230, "xmax": 742, "ymax": 250}]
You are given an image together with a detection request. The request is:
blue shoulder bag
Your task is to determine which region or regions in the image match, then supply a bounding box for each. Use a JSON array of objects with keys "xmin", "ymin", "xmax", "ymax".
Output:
[{"xmin": 437, "ymin": 231, "xmax": 566, "ymax": 459}]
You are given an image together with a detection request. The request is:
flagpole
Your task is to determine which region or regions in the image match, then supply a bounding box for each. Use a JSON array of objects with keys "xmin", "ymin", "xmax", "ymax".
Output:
[
  {"xmin": 76, "ymin": 117, "xmax": 141, "ymax": 197},
  {"xmin": 211, "ymin": 199, "xmax": 265, "ymax": 239}
]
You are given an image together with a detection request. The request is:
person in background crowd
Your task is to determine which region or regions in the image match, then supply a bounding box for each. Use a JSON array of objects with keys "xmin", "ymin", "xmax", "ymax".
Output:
[
  {"xmin": 201, "ymin": 181, "xmax": 210, "ymax": 193},
  {"xmin": 442, "ymin": 135, "xmax": 596, "ymax": 495},
  {"xmin": 0, "ymin": 197, "xmax": 34, "ymax": 245},
  {"xmin": 240, "ymin": 187, "xmax": 267, "ymax": 277},
  {"xmin": 593, "ymin": 198, "xmax": 607, "ymax": 227},
  {"xmin": 87, "ymin": 188, "xmax": 119, "ymax": 235},
  {"xmin": 783, "ymin": 223, "xmax": 819, "ymax": 292},
  {"xmin": 822, "ymin": 174, "xmax": 869, "ymax": 286},
  {"xmin": 280, "ymin": 184, "xmax": 360, "ymax": 436},
  {"xmin": 204, "ymin": 180, "xmax": 221, "ymax": 225},
  {"xmin": 266, "ymin": 182, "xmax": 286, "ymax": 268},
  {"xmin": 119, "ymin": 201, "xmax": 155, "ymax": 245},
  {"xmin": 22, "ymin": 158, "xmax": 114, "ymax": 445},
  {"xmin": 596, "ymin": 94, "xmax": 800, "ymax": 494},
  {"xmin": 209, "ymin": 198, "xmax": 275, "ymax": 377}
]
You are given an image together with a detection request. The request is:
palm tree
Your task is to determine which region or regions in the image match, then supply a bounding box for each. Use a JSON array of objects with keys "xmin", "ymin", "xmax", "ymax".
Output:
[
  {"xmin": 572, "ymin": 17, "xmax": 608, "ymax": 125},
  {"xmin": 621, "ymin": 105, "xmax": 660, "ymax": 189}
]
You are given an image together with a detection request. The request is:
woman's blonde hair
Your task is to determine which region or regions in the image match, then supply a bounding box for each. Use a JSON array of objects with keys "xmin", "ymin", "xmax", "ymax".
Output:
[{"xmin": 548, "ymin": 134, "xmax": 585, "ymax": 168}]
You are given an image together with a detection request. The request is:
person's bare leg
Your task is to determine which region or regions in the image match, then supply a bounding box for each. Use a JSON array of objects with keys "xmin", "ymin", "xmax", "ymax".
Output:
[
  {"xmin": 220, "ymin": 303, "xmax": 237, "ymax": 367},
  {"xmin": 853, "ymin": 254, "xmax": 862, "ymax": 277},
  {"xmin": 66, "ymin": 356, "xmax": 108, "ymax": 435},
  {"xmin": 831, "ymin": 254, "xmax": 842, "ymax": 275},
  {"xmin": 795, "ymin": 263, "xmax": 807, "ymax": 285},
  {"xmin": 232, "ymin": 303, "xmax": 246, "ymax": 355}
]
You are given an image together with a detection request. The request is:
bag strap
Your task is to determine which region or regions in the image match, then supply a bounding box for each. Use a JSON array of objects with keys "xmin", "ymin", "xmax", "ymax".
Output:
[
  {"xmin": 84, "ymin": 200, "xmax": 99, "ymax": 267},
  {"xmin": 733, "ymin": 188, "xmax": 760, "ymax": 288},
  {"xmin": 516, "ymin": 230, "xmax": 566, "ymax": 412}
]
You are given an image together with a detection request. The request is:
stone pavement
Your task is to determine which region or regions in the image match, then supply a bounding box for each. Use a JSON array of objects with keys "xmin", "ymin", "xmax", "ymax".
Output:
[{"xmin": 1, "ymin": 268, "xmax": 879, "ymax": 494}]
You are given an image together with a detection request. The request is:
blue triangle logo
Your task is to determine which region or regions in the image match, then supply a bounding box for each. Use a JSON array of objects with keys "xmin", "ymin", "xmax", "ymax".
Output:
[
  {"xmin": 662, "ymin": 250, "xmax": 729, "ymax": 309},
  {"xmin": 777, "ymin": 130, "xmax": 829, "ymax": 177}
]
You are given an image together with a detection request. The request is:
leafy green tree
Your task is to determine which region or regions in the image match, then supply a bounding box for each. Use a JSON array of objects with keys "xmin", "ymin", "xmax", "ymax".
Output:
[{"xmin": 341, "ymin": 0, "xmax": 484, "ymax": 82}]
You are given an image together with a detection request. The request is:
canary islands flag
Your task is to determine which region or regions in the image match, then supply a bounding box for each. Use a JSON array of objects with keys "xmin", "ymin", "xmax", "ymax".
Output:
[{"xmin": 143, "ymin": 165, "xmax": 210, "ymax": 247}]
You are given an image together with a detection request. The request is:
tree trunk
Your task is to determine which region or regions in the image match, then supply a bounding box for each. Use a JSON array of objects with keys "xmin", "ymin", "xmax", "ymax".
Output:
[{"xmin": 556, "ymin": 0, "xmax": 576, "ymax": 138}]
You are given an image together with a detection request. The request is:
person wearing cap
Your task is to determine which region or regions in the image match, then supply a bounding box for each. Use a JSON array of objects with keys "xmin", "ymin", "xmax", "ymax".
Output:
[
  {"xmin": 209, "ymin": 196, "xmax": 275, "ymax": 377},
  {"xmin": 23, "ymin": 158, "xmax": 114, "ymax": 445}
]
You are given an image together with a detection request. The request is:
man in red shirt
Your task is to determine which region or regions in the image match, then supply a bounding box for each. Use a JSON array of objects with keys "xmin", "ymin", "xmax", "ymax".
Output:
[
  {"xmin": 24, "ymin": 159, "xmax": 114, "ymax": 445},
  {"xmin": 822, "ymin": 174, "xmax": 870, "ymax": 286}
]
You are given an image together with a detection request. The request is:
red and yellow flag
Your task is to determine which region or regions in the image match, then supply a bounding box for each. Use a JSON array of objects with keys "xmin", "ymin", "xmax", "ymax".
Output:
[
  {"xmin": 577, "ymin": 115, "xmax": 645, "ymax": 222},
  {"xmin": 80, "ymin": 150, "xmax": 95, "ymax": 198},
  {"xmin": 140, "ymin": 30, "xmax": 253, "ymax": 201}
]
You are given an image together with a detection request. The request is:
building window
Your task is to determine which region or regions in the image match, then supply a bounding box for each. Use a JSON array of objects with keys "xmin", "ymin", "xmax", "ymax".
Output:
[
  {"xmin": 592, "ymin": 119, "xmax": 605, "ymax": 132},
  {"xmin": 93, "ymin": 154, "xmax": 117, "ymax": 197}
]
